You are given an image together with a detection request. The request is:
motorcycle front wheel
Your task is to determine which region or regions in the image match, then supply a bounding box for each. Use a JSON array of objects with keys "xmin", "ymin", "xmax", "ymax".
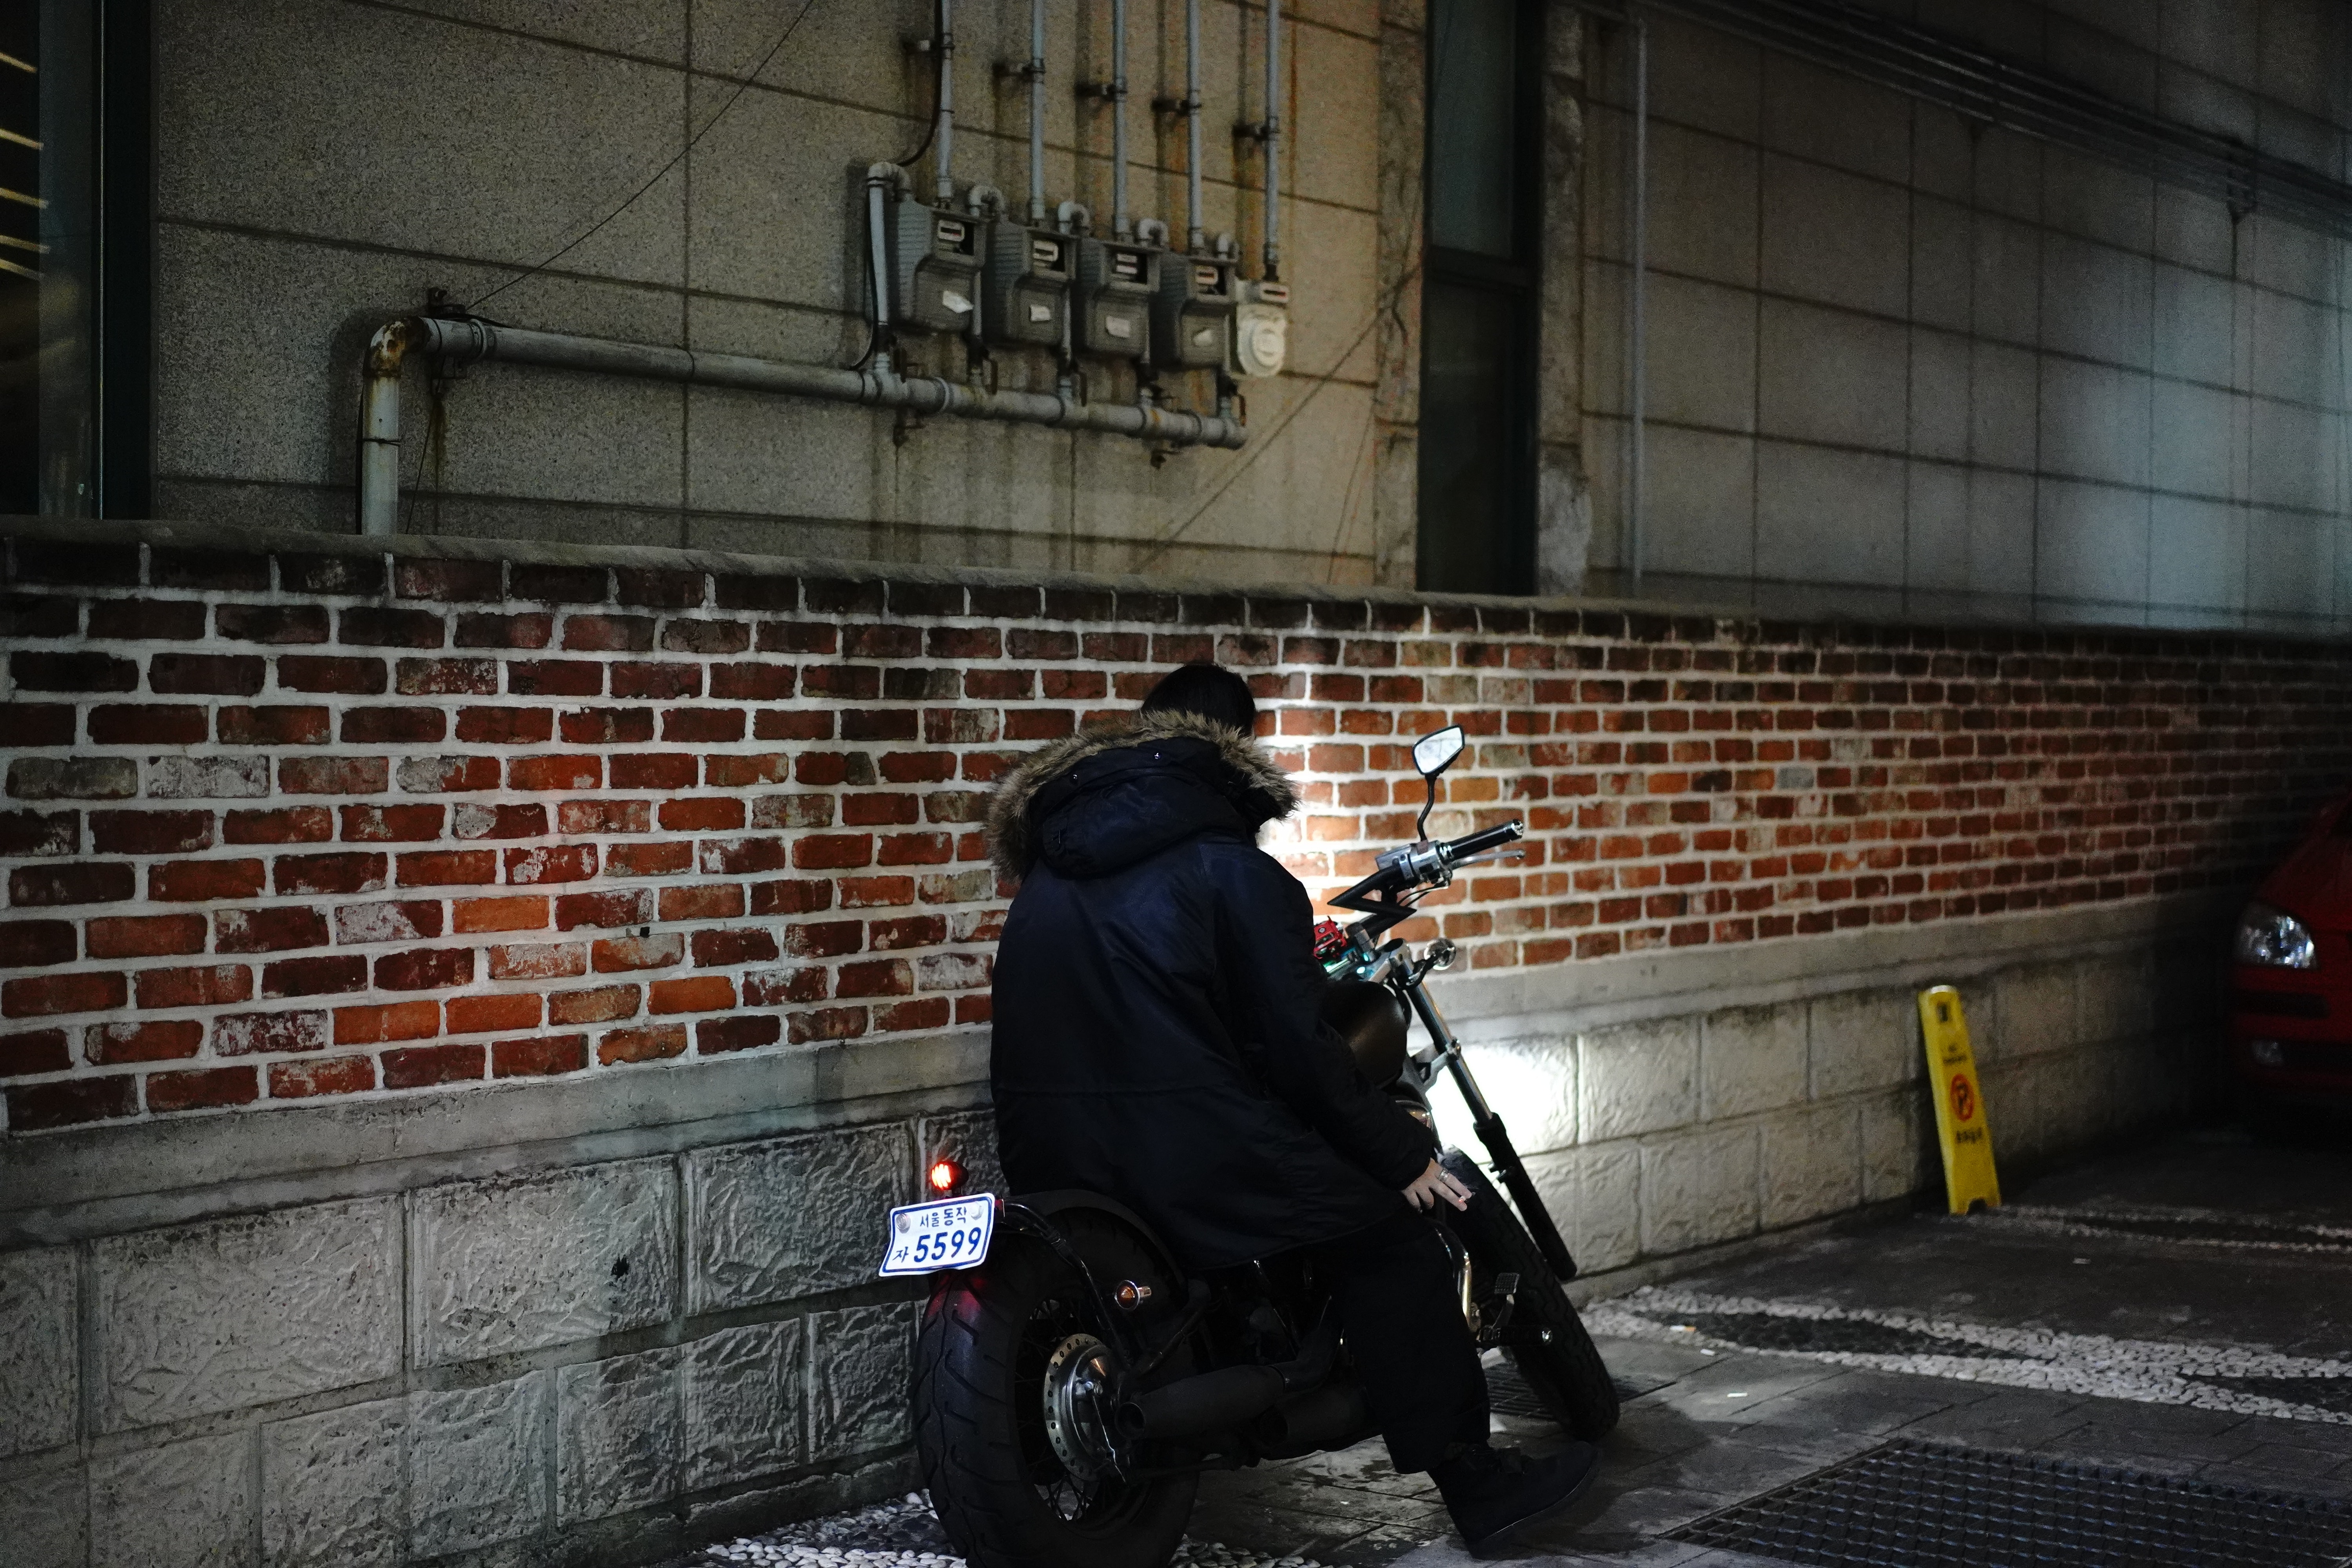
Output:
[
  {"xmin": 913, "ymin": 1209, "xmax": 1197, "ymax": 1568},
  {"xmin": 1438, "ymin": 1147, "xmax": 1621, "ymax": 1440}
]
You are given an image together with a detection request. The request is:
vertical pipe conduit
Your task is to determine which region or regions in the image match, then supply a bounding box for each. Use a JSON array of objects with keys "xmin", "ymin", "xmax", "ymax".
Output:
[
  {"xmin": 1626, "ymin": 15, "xmax": 1648, "ymax": 589},
  {"xmin": 933, "ymin": 0, "xmax": 956, "ymax": 203},
  {"xmin": 1263, "ymin": 0, "xmax": 1281, "ymax": 279},
  {"xmin": 1183, "ymin": 0, "xmax": 1205, "ymax": 253},
  {"xmin": 1027, "ymin": 0, "xmax": 1047, "ymax": 224},
  {"xmin": 1111, "ymin": 0, "xmax": 1132, "ymax": 239}
]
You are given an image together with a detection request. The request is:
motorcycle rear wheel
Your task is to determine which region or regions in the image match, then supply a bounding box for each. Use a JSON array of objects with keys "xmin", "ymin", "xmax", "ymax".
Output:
[
  {"xmin": 1438, "ymin": 1148, "xmax": 1621, "ymax": 1440},
  {"xmin": 914, "ymin": 1210, "xmax": 1197, "ymax": 1568}
]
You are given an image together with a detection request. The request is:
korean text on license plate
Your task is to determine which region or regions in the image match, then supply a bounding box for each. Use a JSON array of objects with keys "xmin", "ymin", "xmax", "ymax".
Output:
[{"xmin": 878, "ymin": 1194, "xmax": 996, "ymax": 1277}]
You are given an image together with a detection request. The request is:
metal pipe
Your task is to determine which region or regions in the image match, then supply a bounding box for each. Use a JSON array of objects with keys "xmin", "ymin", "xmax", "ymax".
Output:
[
  {"xmin": 353, "ymin": 316, "xmax": 1249, "ymax": 528},
  {"xmin": 1628, "ymin": 15, "xmax": 1648, "ymax": 588},
  {"xmin": 865, "ymin": 162, "xmax": 904, "ymax": 372},
  {"xmin": 965, "ymin": 183, "xmax": 1004, "ymax": 372},
  {"xmin": 1184, "ymin": 0, "xmax": 1205, "ymax": 252},
  {"xmin": 357, "ymin": 321, "xmax": 407, "ymax": 537},
  {"xmin": 934, "ymin": 0, "xmax": 956, "ymax": 203},
  {"xmin": 1027, "ymin": 0, "xmax": 1047, "ymax": 223},
  {"xmin": 1111, "ymin": 0, "xmax": 1132, "ymax": 239},
  {"xmin": 1263, "ymin": 0, "xmax": 1281, "ymax": 278}
]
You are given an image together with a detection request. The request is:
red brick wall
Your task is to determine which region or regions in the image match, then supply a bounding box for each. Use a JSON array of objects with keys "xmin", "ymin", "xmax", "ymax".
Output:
[{"xmin": 4, "ymin": 531, "xmax": 2347, "ymax": 1133}]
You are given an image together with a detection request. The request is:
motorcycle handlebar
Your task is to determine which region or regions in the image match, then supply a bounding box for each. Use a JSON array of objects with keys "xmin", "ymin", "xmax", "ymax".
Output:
[{"xmin": 1441, "ymin": 821, "xmax": 1524, "ymax": 863}]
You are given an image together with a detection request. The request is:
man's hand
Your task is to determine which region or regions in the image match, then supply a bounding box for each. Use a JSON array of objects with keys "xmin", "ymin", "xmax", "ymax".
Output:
[{"xmin": 1402, "ymin": 1158, "xmax": 1472, "ymax": 1212}]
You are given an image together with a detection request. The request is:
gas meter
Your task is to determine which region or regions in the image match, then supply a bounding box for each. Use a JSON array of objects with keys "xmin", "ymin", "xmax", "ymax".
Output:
[
  {"xmin": 1153, "ymin": 254, "xmax": 1237, "ymax": 369},
  {"xmin": 1229, "ymin": 279, "xmax": 1290, "ymax": 379},
  {"xmin": 984, "ymin": 224, "xmax": 1073, "ymax": 348},
  {"xmin": 890, "ymin": 200, "xmax": 984, "ymax": 336},
  {"xmin": 1075, "ymin": 237, "xmax": 1158, "ymax": 359}
]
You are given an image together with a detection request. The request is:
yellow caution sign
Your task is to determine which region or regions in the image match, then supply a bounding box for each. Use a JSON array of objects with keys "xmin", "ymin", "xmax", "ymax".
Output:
[{"xmin": 1917, "ymin": 985, "xmax": 2000, "ymax": 1214}]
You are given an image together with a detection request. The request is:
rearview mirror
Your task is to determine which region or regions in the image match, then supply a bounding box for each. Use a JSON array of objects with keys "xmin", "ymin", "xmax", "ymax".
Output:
[
  {"xmin": 1412, "ymin": 726, "xmax": 1465, "ymax": 840},
  {"xmin": 1413, "ymin": 726, "xmax": 1466, "ymax": 778}
]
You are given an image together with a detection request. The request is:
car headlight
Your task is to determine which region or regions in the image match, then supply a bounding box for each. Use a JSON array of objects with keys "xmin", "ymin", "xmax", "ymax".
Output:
[{"xmin": 2236, "ymin": 902, "xmax": 2318, "ymax": 969}]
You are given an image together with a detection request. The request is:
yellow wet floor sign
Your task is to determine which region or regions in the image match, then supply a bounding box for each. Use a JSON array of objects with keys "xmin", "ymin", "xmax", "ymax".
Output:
[{"xmin": 1917, "ymin": 985, "xmax": 2000, "ymax": 1213}]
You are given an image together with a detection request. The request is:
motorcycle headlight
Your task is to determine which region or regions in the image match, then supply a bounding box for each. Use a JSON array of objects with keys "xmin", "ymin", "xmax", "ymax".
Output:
[{"xmin": 2236, "ymin": 902, "xmax": 2317, "ymax": 969}]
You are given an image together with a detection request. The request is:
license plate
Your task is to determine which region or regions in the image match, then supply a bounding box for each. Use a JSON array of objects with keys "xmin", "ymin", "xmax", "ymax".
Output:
[{"xmin": 878, "ymin": 1194, "xmax": 996, "ymax": 1277}]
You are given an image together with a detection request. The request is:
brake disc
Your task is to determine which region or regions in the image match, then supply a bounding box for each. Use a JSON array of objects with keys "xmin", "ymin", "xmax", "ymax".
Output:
[{"xmin": 1040, "ymin": 1332, "xmax": 1120, "ymax": 1482}]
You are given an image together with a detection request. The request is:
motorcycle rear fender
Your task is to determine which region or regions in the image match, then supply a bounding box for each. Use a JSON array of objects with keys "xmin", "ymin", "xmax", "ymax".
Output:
[{"xmin": 1008, "ymin": 1189, "xmax": 1185, "ymax": 1286}]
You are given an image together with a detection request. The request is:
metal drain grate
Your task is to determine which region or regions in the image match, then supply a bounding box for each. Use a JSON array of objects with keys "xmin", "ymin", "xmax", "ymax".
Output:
[
  {"xmin": 1485, "ymin": 1360, "xmax": 1553, "ymax": 1420},
  {"xmin": 1669, "ymin": 1438, "xmax": 2352, "ymax": 1568}
]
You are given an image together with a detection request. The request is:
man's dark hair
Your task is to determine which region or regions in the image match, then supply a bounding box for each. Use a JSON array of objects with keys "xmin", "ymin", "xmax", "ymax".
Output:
[{"xmin": 1141, "ymin": 662, "xmax": 1258, "ymax": 735}]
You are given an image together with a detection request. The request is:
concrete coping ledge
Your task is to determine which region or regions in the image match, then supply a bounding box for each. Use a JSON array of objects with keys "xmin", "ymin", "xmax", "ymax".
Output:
[
  {"xmin": 4, "ymin": 1030, "xmax": 991, "ymax": 1246},
  {"xmin": 1431, "ymin": 891, "xmax": 2238, "ymax": 1040},
  {"xmin": 4, "ymin": 513, "xmax": 2339, "ymax": 649}
]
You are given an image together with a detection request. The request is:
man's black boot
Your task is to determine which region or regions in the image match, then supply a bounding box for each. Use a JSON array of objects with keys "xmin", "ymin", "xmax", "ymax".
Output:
[{"xmin": 1430, "ymin": 1441, "xmax": 1601, "ymax": 1556}]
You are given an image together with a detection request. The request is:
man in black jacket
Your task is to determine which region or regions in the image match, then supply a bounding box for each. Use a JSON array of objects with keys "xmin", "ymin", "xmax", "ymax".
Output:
[{"xmin": 987, "ymin": 662, "xmax": 1597, "ymax": 1553}]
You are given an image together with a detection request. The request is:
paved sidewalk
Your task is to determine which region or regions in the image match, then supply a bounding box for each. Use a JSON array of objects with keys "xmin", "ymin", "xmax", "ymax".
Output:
[{"xmin": 686, "ymin": 1127, "xmax": 2352, "ymax": 1567}]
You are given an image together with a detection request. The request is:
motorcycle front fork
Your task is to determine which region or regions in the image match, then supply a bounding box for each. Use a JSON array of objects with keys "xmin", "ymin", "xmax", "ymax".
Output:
[{"xmin": 1401, "ymin": 976, "xmax": 1581, "ymax": 1282}]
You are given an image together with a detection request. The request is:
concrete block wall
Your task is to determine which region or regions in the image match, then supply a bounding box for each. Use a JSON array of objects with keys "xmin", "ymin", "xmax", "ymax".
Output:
[
  {"xmin": 145, "ymin": 0, "xmax": 1396, "ymax": 584},
  {"xmin": 1577, "ymin": 0, "xmax": 2352, "ymax": 630},
  {"xmin": 0, "ymin": 1104, "xmax": 1009, "ymax": 1568},
  {"xmin": 4, "ymin": 519, "xmax": 2348, "ymax": 1136},
  {"xmin": 1446, "ymin": 927, "xmax": 2220, "ymax": 1278}
]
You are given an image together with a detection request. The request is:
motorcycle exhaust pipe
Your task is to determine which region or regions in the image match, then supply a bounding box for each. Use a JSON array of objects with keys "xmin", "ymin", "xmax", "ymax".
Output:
[
  {"xmin": 1118, "ymin": 1364, "xmax": 1288, "ymax": 1441},
  {"xmin": 1251, "ymin": 1377, "xmax": 1375, "ymax": 1459}
]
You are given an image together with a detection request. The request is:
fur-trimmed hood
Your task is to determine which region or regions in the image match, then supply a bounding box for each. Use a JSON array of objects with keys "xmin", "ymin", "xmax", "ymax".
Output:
[{"xmin": 985, "ymin": 709, "xmax": 1299, "ymax": 884}]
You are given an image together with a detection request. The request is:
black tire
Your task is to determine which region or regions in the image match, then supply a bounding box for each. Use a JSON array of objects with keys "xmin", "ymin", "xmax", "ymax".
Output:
[
  {"xmin": 913, "ymin": 1209, "xmax": 1198, "ymax": 1568},
  {"xmin": 1437, "ymin": 1147, "xmax": 1620, "ymax": 1440}
]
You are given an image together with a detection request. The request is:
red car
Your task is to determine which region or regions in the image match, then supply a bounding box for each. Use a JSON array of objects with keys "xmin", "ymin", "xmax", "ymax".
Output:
[{"xmin": 2231, "ymin": 793, "xmax": 2352, "ymax": 1111}]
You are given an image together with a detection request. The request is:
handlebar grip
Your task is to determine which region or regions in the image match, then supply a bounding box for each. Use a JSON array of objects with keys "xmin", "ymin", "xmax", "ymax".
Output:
[{"xmin": 1443, "ymin": 820, "xmax": 1525, "ymax": 861}]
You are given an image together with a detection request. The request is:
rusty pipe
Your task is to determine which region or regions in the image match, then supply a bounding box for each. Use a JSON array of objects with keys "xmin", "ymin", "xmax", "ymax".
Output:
[
  {"xmin": 351, "ymin": 316, "xmax": 1247, "ymax": 530},
  {"xmin": 358, "ymin": 321, "xmax": 408, "ymax": 537}
]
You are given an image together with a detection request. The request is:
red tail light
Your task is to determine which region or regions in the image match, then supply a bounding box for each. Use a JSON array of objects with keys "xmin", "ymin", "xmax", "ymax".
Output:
[{"xmin": 928, "ymin": 1158, "xmax": 965, "ymax": 1195}]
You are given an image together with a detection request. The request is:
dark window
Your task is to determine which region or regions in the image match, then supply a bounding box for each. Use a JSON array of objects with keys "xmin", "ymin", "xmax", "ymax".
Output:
[
  {"xmin": 1417, "ymin": 0, "xmax": 1539, "ymax": 595},
  {"xmin": 0, "ymin": 1, "xmax": 149, "ymax": 519}
]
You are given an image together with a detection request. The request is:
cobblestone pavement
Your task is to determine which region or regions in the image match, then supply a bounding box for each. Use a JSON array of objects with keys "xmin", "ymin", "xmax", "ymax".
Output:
[{"xmin": 680, "ymin": 1128, "xmax": 2352, "ymax": 1568}]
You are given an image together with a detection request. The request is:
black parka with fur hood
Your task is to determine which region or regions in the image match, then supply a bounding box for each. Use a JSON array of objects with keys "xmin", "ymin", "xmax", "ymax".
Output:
[{"xmin": 985, "ymin": 710, "xmax": 1435, "ymax": 1269}]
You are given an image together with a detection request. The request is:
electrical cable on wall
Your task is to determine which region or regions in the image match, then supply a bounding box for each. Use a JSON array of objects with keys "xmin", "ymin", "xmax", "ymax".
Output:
[
  {"xmin": 1143, "ymin": 1, "xmax": 1441, "ymax": 579},
  {"xmin": 467, "ymin": 0, "xmax": 821, "ymax": 312},
  {"xmin": 1136, "ymin": 255, "xmax": 1421, "ymax": 573}
]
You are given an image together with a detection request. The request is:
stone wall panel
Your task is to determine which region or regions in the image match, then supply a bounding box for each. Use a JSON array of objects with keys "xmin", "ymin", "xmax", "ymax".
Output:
[
  {"xmin": 1639, "ymin": 1123, "xmax": 1761, "ymax": 1256},
  {"xmin": 1700, "ymin": 1003, "xmax": 1809, "ymax": 1120},
  {"xmin": 408, "ymin": 1373, "xmax": 550, "ymax": 1559},
  {"xmin": 1860, "ymin": 1086, "xmax": 1931, "ymax": 1203},
  {"xmin": 1761, "ymin": 1101, "xmax": 1863, "ymax": 1227},
  {"xmin": 2076, "ymin": 951, "xmax": 2156, "ymax": 1046},
  {"xmin": 1808, "ymin": 989, "xmax": 1919, "ymax": 1099},
  {"xmin": 558, "ymin": 1347, "xmax": 682, "ymax": 1526},
  {"xmin": 684, "ymin": 1318, "xmax": 808, "ymax": 1491},
  {"xmin": 410, "ymin": 1158, "xmax": 677, "ymax": 1365},
  {"xmin": 1991, "ymin": 961, "xmax": 2080, "ymax": 1062},
  {"xmin": 0, "ymin": 1452, "xmax": 87, "ymax": 1568},
  {"xmin": 263, "ymin": 1397, "xmax": 407, "ymax": 1568},
  {"xmin": 688, "ymin": 1125, "xmax": 910, "ymax": 1314},
  {"xmin": 809, "ymin": 1302, "xmax": 917, "ymax": 1461},
  {"xmin": 92, "ymin": 1431, "xmax": 255, "ymax": 1568},
  {"xmin": 0, "ymin": 1246, "xmax": 77, "ymax": 1457},
  {"xmin": 1578, "ymin": 1018, "xmax": 1699, "ymax": 1141},
  {"xmin": 92, "ymin": 1197, "xmax": 399, "ymax": 1431}
]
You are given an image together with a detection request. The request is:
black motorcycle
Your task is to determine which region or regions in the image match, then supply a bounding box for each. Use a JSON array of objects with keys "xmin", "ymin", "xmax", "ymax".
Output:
[{"xmin": 900, "ymin": 725, "xmax": 1617, "ymax": 1568}]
